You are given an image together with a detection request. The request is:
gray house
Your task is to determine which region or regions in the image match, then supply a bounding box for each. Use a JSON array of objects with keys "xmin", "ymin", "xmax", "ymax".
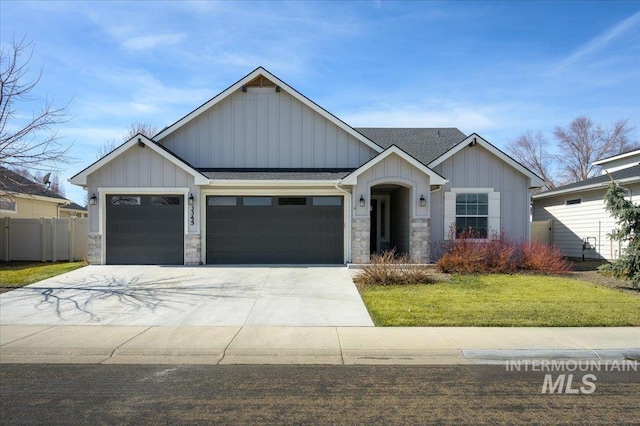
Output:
[
  {"xmin": 70, "ymin": 67, "xmax": 543, "ymax": 265},
  {"xmin": 532, "ymin": 149, "xmax": 640, "ymax": 260}
]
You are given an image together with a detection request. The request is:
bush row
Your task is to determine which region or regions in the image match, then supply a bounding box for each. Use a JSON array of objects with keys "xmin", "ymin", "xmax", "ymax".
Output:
[{"xmin": 437, "ymin": 230, "xmax": 571, "ymax": 275}]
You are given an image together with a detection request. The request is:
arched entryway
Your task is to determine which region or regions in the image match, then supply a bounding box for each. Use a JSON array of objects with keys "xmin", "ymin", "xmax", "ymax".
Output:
[{"xmin": 369, "ymin": 183, "xmax": 411, "ymax": 256}]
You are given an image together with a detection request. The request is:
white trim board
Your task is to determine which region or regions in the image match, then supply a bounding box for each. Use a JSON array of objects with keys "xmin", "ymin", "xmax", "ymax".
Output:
[
  {"xmin": 342, "ymin": 145, "xmax": 447, "ymax": 186},
  {"xmin": 427, "ymin": 134, "xmax": 545, "ymax": 188},
  {"xmin": 69, "ymin": 134, "xmax": 209, "ymax": 187}
]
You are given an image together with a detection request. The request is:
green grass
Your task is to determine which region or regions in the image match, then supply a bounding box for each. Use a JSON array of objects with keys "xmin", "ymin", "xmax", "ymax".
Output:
[
  {"xmin": 0, "ymin": 261, "xmax": 86, "ymax": 287},
  {"xmin": 359, "ymin": 274, "xmax": 640, "ymax": 327}
]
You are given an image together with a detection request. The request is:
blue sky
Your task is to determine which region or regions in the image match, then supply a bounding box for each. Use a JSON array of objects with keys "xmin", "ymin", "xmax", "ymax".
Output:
[{"xmin": 2, "ymin": 1, "xmax": 639, "ymax": 204}]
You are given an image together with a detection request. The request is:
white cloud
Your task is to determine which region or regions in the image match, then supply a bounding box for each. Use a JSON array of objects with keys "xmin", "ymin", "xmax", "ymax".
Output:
[
  {"xmin": 556, "ymin": 11, "xmax": 640, "ymax": 70},
  {"xmin": 122, "ymin": 33, "xmax": 186, "ymax": 51}
]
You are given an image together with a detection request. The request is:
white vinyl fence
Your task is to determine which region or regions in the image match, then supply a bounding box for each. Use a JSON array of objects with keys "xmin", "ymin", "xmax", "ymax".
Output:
[{"xmin": 0, "ymin": 217, "xmax": 88, "ymax": 262}]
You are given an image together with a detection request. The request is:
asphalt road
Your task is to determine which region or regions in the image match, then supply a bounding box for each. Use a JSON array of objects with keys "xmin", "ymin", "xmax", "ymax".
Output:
[{"xmin": 1, "ymin": 365, "xmax": 638, "ymax": 424}]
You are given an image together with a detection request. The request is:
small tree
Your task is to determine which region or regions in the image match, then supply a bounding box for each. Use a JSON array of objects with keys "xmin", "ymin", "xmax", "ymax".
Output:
[
  {"xmin": 0, "ymin": 35, "xmax": 72, "ymax": 173},
  {"xmin": 603, "ymin": 181, "xmax": 640, "ymax": 288}
]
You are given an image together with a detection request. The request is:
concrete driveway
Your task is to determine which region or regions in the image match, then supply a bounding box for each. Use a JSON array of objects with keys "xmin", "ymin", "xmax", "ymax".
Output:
[{"xmin": 0, "ymin": 266, "xmax": 373, "ymax": 327}]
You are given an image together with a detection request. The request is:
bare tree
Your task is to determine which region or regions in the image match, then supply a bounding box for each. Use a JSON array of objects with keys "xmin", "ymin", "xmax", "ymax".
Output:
[
  {"xmin": 507, "ymin": 131, "xmax": 557, "ymax": 190},
  {"xmin": 554, "ymin": 116, "xmax": 635, "ymax": 182},
  {"xmin": 124, "ymin": 122, "xmax": 158, "ymax": 140},
  {"xmin": 509, "ymin": 116, "xmax": 637, "ymax": 190},
  {"xmin": 0, "ymin": 35, "xmax": 72, "ymax": 172},
  {"xmin": 95, "ymin": 139, "xmax": 118, "ymax": 160},
  {"xmin": 50, "ymin": 172, "xmax": 65, "ymax": 196},
  {"xmin": 95, "ymin": 122, "xmax": 158, "ymax": 160}
]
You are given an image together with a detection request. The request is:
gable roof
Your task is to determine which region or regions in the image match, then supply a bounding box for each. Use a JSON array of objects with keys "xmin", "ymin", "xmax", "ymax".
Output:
[
  {"xmin": 342, "ymin": 145, "xmax": 447, "ymax": 186},
  {"xmin": 532, "ymin": 164, "xmax": 640, "ymax": 200},
  {"xmin": 0, "ymin": 166, "xmax": 68, "ymax": 202},
  {"xmin": 154, "ymin": 66, "xmax": 383, "ymax": 153},
  {"xmin": 355, "ymin": 128, "xmax": 466, "ymax": 165},
  {"xmin": 69, "ymin": 134, "xmax": 210, "ymax": 187},
  {"xmin": 426, "ymin": 133, "xmax": 545, "ymax": 188}
]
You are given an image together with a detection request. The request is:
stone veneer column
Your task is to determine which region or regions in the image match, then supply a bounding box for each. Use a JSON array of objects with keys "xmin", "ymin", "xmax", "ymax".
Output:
[
  {"xmin": 351, "ymin": 217, "xmax": 371, "ymax": 264},
  {"xmin": 185, "ymin": 234, "xmax": 201, "ymax": 265},
  {"xmin": 410, "ymin": 218, "xmax": 431, "ymax": 263},
  {"xmin": 87, "ymin": 234, "xmax": 102, "ymax": 265}
]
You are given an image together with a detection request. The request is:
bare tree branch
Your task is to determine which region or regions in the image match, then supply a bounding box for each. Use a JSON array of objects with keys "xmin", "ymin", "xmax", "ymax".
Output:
[
  {"xmin": 553, "ymin": 116, "xmax": 635, "ymax": 182},
  {"xmin": 124, "ymin": 122, "xmax": 158, "ymax": 141},
  {"xmin": 0, "ymin": 35, "xmax": 73, "ymax": 173},
  {"xmin": 507, "ymin": 130, "xmax": 557, "ymax": 190}
]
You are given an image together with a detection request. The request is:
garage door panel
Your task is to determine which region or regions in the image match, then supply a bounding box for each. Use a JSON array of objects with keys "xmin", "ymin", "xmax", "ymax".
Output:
[
  {"xmin": 106, "ymin": 194, "xmax": 184, "ymax": 265},
  {"xmin": 207, "ymin": 196, "xmax": 343, "ymax": 264}
]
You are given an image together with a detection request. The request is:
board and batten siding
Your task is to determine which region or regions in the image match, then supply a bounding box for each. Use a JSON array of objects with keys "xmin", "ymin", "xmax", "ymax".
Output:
[
  {"xmin": 86, "ymin": 145, "xmax": 198, "ymax": 233},
  {"xmin": 532, "ymin": 183, "xmax": 639, "ymax": 260},
  {"xmin": 158, "ymin": 89, "xmax": 377, "ymax": 169},
  {"xmin": 352, "ymin": 152, "xmax": 431, "ymax": 219},
  {"xmin": 430, "ymin": 144, "xmax": 531, "ymax": 256}
]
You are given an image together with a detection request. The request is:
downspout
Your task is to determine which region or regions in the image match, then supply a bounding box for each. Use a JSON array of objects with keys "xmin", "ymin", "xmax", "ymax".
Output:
[{"xmin": 335, "ymin": 181, "xmax": 352, "ymax": 264}]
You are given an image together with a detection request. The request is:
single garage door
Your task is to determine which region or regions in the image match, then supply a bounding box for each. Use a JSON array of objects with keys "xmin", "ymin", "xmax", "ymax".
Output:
[
  {"xmin": 207, "ymin": 196, "xmax": 343, "ymax": 264},
  {"xmin": 106, "ymin": 194, "xmax": 184, "ymax": 265}
]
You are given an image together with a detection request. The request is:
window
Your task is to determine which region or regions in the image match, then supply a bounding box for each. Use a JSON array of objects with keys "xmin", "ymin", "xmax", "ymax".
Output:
[
  {"xmin": 455, "ymin": 193, "xmax": 488, "ymax": 238},
  {"xmin": 0, "ymin": 199, "xmax": 16, "ymax": 212},
  {"xmin": 566, "ymin": 198, "xmax": 582, "ymax": 205},
  {"xmin": 243, "ymin": 197, "xmax": 272, "ymax": 206},
  {"xmin": 111, "ymin": 196, "xmax": 141, "ymax": 206},
  {"xmin": 208, "ymin": 197, "xmax": 237, "ymax": 206},
  {"xmin": 278, "ymin": 197, "xmax": 306, "ymax": 206},
  {"xmin": 444, "ymin": 189, "xmax": 499, "ymax": 240}
]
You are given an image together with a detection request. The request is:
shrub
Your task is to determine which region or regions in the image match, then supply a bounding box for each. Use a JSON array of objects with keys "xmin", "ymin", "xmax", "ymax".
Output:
[
  {"xmin": 519, "ymin": 241, "xmax": 571, "ymax": 275},
  {"xmin": 437, "ymin": 227, "xmax": 571, "ymax": 275},
  {"xmin": 358, "ymin": 249, "xmax": 437, "ymax": 286}
]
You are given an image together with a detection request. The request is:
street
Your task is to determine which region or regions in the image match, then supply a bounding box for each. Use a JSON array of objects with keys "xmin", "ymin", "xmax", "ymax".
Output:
[{"xmin": 1, "ymin": 364, "xmax": 638, "ymax": 424}]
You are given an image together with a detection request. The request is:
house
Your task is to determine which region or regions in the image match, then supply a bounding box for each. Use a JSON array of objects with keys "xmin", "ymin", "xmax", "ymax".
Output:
[
  {"xmin": 59, "ymin": 202, "xmax": 88, "ymax": 219},
  {"xmin": 532, "ymin": 149, "xmax": 640, "ymax": 260},
  {"xmin": 0, "ymin": 166, "xmax": 70, "ymax": 219},
  {"xmin": 70, "ymin": 67, "xmax": 543, "ymax": 265}
]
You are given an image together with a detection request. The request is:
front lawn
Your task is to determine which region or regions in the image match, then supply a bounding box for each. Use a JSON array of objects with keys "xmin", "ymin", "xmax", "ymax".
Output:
[
  {"xmin": 359, "ymin": 274, "xmax": 640, "ymax": 327},
  {"xmin": 0, "ymin": 261, "xmax": 86, "ymax": 291}
]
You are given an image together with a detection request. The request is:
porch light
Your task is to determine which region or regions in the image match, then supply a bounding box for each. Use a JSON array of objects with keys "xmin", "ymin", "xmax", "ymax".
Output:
[
  {"xmin": 89, "ymin": 194, "xmax": 97, "ymax": 205},
  {"xmin": 419, "ymin": 195, "xmax": 426, "ymax": 207},
  {"xmin": 359, "ymin": 195, "xmax": 365, "ymax": 207},
  {"xmin": 188, "ymin": 193, "xmax": 195, "ymax": 205}
]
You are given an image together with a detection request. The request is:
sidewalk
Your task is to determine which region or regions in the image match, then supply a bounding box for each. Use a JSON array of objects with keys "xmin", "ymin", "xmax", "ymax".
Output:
[{"xmin": 1, "ymin": 325, "xmax": 638, "ymax": 365}]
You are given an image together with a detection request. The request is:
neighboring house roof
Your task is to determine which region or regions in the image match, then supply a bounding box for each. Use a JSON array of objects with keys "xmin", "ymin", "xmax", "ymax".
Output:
[
  {"xmin": 70, "ymin": 134, "xmax": 210, "ymax": 186},
  {"xmin": 592, "ymin": 148, "xmax": 640, "ymax": 166},
  {"xmin": 532, "ymin": 164, "xmax": 640, "ymax": 199},
  {"xmin": 155, "ymin": 66, "xmax": 384, "ymax": 154},
  {"xmin": 200, "ymin": 169, "xmax": 354, "ymax": 180},
  {"xmin": 355, "ymin": 128, "xmax": 466, "ymax": 165},
  {"xmin": 0, "ymin": 166, "xmax": 68, "ymax": 202},
  {"xmin": 60, "ymin": 202, "xmax": 87, "ymax": 211}
]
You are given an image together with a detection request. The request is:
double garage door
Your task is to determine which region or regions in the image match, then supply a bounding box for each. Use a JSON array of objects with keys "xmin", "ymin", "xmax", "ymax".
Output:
[
  {"xmin": 206, "ymin": 195, "xmax": 344, "ymax": 264},
  {"xmin": 105, "ymin": 194, "xmax": 344, "ymax": 265}
]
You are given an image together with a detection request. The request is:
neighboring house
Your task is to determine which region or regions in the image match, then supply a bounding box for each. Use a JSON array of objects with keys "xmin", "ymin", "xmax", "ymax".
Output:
[
  {"xmin": 532, "ymin": 149, "xmax": 640, "ymax": 260},
  {"xmin": 0, "ymin": 166, "xmax": 70, "ymax": 219},
  {"xmin": 70, "ymin": 67, "xmax": 543, "ymax": 265},
  {"xmin": 59, "ymin": 202, "xmax": 88, "ymax": 218}
]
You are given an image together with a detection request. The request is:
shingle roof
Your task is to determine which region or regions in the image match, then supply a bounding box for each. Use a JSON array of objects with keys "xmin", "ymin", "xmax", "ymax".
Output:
[
  {"xmin": 533, "ymin": 164, "xmax": 640, "ymax": 198},
  {"xmin": 60, "ymin": 202, "xmax": 87, "ymax": 211},
  {"xmin": 0, "ymin": 167, "xmax": 67, "ymax": 200},
  {"xmin": 355, "ymin": 128, "xmax": 467, "ymax": 164},
  {"xmin": 199, "ymin": 169, "xmax": 354, "ymax": 180}
]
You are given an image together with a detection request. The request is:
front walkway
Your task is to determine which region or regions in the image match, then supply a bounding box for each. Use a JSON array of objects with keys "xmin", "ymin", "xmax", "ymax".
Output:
[{"xmin": 0, "ymin": 266, "xmax": 373, "ymax": 327}]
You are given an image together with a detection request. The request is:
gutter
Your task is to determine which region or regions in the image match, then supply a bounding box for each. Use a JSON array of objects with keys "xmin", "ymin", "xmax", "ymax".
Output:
[{"xmin": 532, "ymin": 177, "xmax": 640, "ymax": 200}]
